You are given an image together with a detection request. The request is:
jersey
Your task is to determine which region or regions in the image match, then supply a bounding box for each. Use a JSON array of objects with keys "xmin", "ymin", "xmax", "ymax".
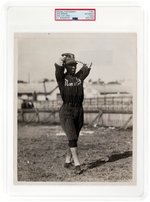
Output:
[{"xmin": 55, "ymin": 63, "xmax": 91, "ymax": 105}]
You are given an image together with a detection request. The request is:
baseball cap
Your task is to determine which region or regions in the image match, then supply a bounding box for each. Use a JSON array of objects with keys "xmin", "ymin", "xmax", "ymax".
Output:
[{"xmin": 65, "ymin": 58, "xmax": 78, "ymax": 66}]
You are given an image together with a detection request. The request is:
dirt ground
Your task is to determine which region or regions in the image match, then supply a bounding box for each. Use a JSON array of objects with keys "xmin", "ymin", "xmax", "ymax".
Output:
[{"xmin": 17, "ymin": 123, "xmax": 133, "ymax": 183}]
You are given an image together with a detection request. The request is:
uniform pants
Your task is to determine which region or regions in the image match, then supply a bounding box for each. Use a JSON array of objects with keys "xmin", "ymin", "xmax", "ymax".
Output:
[{"xmin": 59, "ymin": 104, "xmax": 83, "ymax": 147}]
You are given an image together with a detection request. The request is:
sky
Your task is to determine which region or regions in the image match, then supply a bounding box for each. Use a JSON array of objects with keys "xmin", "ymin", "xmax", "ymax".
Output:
[{"xmin": 16, "ymin": 33, "xmax": 136, "ymax": 83}]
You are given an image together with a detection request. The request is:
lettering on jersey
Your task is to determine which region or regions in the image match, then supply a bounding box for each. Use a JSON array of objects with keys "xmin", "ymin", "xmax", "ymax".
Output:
[
  {"xmin": 65, "ymin": 78, "xmax": 81, "ymax": 87},
  {"xmin": 65, "ymin": 79, "xmax": 73, "ymax": 86}
]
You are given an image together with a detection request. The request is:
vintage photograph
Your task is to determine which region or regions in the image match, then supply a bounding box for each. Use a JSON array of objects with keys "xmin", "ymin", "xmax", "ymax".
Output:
[{"xmin": 16, "ymin": 33, "xmax": 136, "ymax": 183}]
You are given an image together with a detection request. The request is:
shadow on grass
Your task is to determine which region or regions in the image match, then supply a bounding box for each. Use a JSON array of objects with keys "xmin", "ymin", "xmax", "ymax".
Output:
[{"xmin": 82, "ymin": 151, "xmax": 132, "ymax": 171}]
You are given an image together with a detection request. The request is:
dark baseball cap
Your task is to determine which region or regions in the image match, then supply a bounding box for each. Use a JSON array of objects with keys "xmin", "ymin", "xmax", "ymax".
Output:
[{"xmin": 65, "ymin": 58, "xmax": 78, "ymax": 66}]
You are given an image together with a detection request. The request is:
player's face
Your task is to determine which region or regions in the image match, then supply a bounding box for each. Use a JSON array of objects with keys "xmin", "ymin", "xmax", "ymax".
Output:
[{"xmin": 66, "ymin": 64, "xmax": 77, "ymax": 75}]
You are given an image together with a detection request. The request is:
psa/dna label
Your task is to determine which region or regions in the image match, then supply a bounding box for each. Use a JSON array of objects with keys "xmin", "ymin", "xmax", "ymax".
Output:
[{"xmin": 55, "ymin": 9, "xmax": 96, "ymax": 21}]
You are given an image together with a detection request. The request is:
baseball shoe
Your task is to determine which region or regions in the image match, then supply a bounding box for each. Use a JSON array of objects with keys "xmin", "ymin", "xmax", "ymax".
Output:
[
  {"xmin": 64, "ymin": 162, "xmax": 73, "ymax": 169},
  {"xmin": 74, "ymin": 165, "xmax": 83, "ymax": 175}
]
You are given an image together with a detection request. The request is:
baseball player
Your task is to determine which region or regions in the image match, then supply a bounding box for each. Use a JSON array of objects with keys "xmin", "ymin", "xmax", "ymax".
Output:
[{"xmin": 55, "ymin": 53, "xmax": 92, "ymax": 174}]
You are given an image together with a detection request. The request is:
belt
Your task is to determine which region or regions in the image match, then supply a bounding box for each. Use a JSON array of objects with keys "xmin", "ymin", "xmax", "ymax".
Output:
[{"xmin": 64, "ymin": 102, "xmax": 82, "ymax": 107}]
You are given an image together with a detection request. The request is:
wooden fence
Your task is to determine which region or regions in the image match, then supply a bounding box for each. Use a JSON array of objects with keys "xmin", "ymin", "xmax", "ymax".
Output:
[
  {"xmin": 18, "ymin": 96, "xmax": 133, "ymax": 128},
  {"xmin": 31, "ymin": 96, "xmax": 132, "ymax": 113}
]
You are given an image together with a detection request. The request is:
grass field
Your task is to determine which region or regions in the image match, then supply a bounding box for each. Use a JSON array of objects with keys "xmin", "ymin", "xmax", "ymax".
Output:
[{"xmin": 17, "ymin": 123, "xmax": 133, "ymax": 183}]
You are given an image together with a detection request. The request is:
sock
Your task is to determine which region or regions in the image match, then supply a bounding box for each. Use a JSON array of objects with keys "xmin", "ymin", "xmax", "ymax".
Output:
[
  {"xmin": 65, "ymin": 148, "xmax": 72, "ymax": 163},
  {"xmin": 70, "ymin": 147, "xmax": 80, "ymax": 166}
]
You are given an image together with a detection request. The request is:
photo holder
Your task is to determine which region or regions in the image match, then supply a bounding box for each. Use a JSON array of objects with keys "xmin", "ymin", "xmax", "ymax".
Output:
[{"xmin": 1, "ymin": 0, "xmax": 148, "ymax": 201}]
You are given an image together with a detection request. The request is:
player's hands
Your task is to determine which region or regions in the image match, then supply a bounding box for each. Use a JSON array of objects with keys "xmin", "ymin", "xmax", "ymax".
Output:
[
  {"xmin": 62, "ymin": 53, "xmax": 75, "ymax": 59},
  {"xmin": 56, "ymin": 56, "xmax": 66, "ymax": 66},
  {"xmin": 56, "ymin": 53, "xmax": 75, "ymax": 66},
  {"xmin": 82, "ymin": 62, "xmax": 92, "ymax": 70},
  {"xmin": 88, "ymin": 62, "xmax": 92, "ymax": 69}
]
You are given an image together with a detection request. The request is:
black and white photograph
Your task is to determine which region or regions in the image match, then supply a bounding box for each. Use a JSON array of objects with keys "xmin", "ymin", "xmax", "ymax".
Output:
[{"xmin": 16, "ymin": 33, "xmax": 136, "ymax": 183}]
